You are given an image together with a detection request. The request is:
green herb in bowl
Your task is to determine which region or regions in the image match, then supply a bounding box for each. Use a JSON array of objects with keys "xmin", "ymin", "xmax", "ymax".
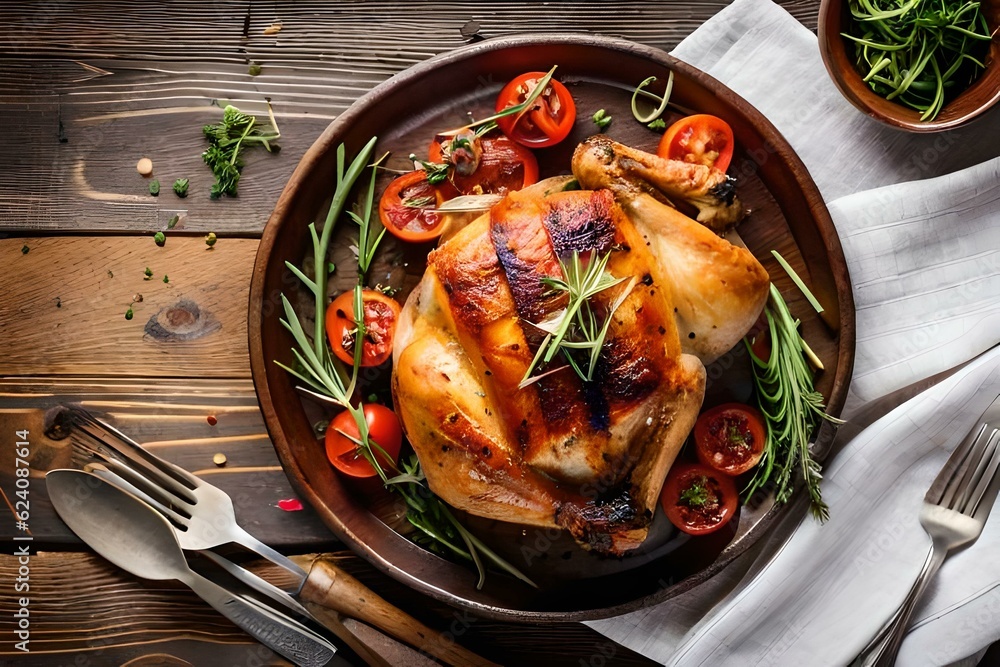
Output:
[{"xmin": 843, "ymin": 0, "xmax": 994, "ymax": 121}]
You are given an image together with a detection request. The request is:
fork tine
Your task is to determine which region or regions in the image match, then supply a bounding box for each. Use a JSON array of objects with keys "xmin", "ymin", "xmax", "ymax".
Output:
[
  {"xmin": 965, "ymin": 428, "xmax": 1000, "ymax": 518},
  {"xmin": 85, "ymin": 462, "xmax": 192, "ymax": 529},
  {"xmin": 70, "ymin": 407, "xmax": 202, "ymax": 490},
  {"xmin": 68, "ymin": 412, "xmax": 200, "ymax": 506},
  {"xmin": 951, "ymin": 424, "xmax": 996, "ymax": 511},
  {"xmin": 934, "ymin": 422, "xmax": 986, "ymax": 507}
]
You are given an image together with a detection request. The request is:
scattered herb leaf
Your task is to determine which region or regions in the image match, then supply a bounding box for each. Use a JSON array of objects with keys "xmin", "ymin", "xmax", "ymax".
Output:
[
  {"xmin": 149, "ymin": 180, "xmax": 160, "ymax": 196},
  {"xmin": 124, "ymin": 308, "xmax": 134, "ymax": 320},
  {"xmin": 154, "ymin": 232, "xmax": 166, "ymax": 246},
  {"xmin": 680, "ymin": 476, "xmax": 710, "ymax": 507},
  {"xmin": 167, "ymin": 214, "xmax": 179, "ymax": 229},
  {"xmin": 202, "ymin": 103, "xmax": 281, "ymax": 198},
  {"xmin": 205, "ymin": 232, "xmax": 217, "ymax": 248},
  {"xmin": 144, "ymin": 267, "xmax": 153, "ymax": 280},
  {"xmin": 162, "ymin": 274, "xmax": 169, "ymax": 284},
  {"xmin": 172, "ymin": 178, "xmax": 189, "ymax": 198},
  {"xmin": 647, "ymin": 118, "xmax": 667, "ymax": 131},
  {"xmin": 248, "ymin": 62, "xmax": 262, "ymax": 76},
  {"xmin": 20, "ymin": 245, "xmax": 29, "ymax": 255},
  {"xmin": 408, "ymin": 153, "xmax": 451, "ymax": 185},
  {"xmin": 592, "ymin": 108, "xmax": 612, "ymax": 131}
]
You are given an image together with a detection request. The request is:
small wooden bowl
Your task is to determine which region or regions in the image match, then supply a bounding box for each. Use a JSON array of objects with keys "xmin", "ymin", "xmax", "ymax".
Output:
[{"xmin": 818, "ymin": 0, "xmax": 1000, "ymax": 131}]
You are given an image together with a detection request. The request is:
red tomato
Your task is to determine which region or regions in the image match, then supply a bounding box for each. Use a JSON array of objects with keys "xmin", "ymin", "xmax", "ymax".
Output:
[
  {"xmin": 495, "ymin": 72, "xmax": 577, "ymax": 148},
  {"xmin": 324, "ymin": 405, "xmax": 403, "ymax": 478},
  {"xmin": 658, "ymin": 114, "xmax": 735, "ymax": 172},
  {"xmin": 428, "ymin": 133, "xmax": 539, "ymax": 195},
  {"xmin": 378, "ymin": 171, "xmax": 453, "ymax": 242},
  {"xmin": 325, "ymin": 289, "xmax": 401, "ymax": 367},
  {"xmin": 694, "ymin": 403, "xmax": 767, "ymax": 476},
  {"xmin": 661, "ymin": 463, "xmax": 739, "ymax": 535}
]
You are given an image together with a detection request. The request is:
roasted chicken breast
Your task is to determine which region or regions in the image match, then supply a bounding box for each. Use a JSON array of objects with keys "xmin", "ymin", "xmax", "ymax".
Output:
[{"xmin": 392, "ymin": 142, "xmax": 769, "ymax": 555}]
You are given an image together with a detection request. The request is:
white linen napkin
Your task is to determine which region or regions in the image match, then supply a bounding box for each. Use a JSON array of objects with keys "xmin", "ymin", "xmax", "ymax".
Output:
[{"xmin": 586, "ymin": 0, "xmax": 1000, "ymax": 663}]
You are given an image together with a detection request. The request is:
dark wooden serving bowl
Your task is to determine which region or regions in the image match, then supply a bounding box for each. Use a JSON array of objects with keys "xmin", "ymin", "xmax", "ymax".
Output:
[
  {"xmin": 819, "ymin": 0, "xmax": 1000, "ymax": 131},
  {"xmin": 249, "ymin": 33, "xmax": 855, "ymax": 622}
]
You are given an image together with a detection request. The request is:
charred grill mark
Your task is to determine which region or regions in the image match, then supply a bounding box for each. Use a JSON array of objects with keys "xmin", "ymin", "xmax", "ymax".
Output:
[
  {"xmin": 431, "ymin": 245, "xmax": 507, "ymax": 336},
  {"xmin": 710, "ymin": 175, "xmax": 738, "ymax": 205},
  {"xmin": 543, "ymin": 190, "xmax": 617, "ymax": 256},
  {"xmin": 555, "ymin": 486, "xmax": 649, "ymax": 552},
  {"xmin": 490, "ymin": 205, "xmax": 561, "ymax": 324},
  {"xmin": 584, "ymin": 378, "xmax": 611, "ymax": 433},
  {"xmin": 596, "ymin": 337, "xmax": 660, "ymax": 406}
]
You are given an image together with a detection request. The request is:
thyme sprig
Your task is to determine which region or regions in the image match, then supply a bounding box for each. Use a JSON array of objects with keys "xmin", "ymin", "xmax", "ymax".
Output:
[
  {"xmin": 276, "ymin": 138, "xmax": 535, "ymax": 589},
  {"xmin": 520, "ymin": 250, "xmax": 636, "ymax": 388},
  {"xmin": 744, "ymin": 284, "xmax": 844, "ymax": 521}
]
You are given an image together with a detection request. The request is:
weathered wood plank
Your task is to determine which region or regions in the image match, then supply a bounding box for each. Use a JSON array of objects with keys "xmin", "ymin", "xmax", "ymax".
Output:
[
  {"xmin": 0, "ymin": 376, "xmax": 337, "ymax": 547},
  {"xmin": 0, "ymin": 0, "xmax": 820, "ymax": 235},
  {"xmin": 0, "ymin": 235, "xmax": 256, "ymax": 378}
]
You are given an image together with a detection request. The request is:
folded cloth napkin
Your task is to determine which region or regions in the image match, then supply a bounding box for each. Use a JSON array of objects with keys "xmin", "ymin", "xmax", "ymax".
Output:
[{"xmin": 586, "ymin": 0, "xmax": 1000, "ymax": 663}]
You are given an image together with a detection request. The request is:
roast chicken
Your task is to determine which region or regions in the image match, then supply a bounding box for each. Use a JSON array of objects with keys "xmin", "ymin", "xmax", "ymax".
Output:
[{"xmin": 391, "ymin": 137, "xmax": 770, "ymax": 555}]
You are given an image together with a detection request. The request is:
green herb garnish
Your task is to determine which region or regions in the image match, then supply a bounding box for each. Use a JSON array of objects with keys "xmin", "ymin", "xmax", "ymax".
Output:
[
  {"xmin": 172, "ymin": 178, "xmax": 189, "ymax": 198},
  {"xmin": 844, "ymin": 0, "xmax": 992, "ymax": 121},
  {"xmin": 407, "ymin": 154, "xmax": 451, "ymax": 185},
  {"xmin": 276, "ymin": 138, "xmax": 534, "ymax": 590},
  {"xmin": 167, "ymin": 214, "xmax": 179, "ymax": 229},
  {"xmin": 143, "ymin": 267, "xmax": 153, "ymax": 280},
  {"xmin": 680, "ymin": 476, "xmax": 710, "ymax": 507},
  {"xmin": 592, "ymin": 108, "xmax": 612, "ymax": 131},
  {"xmin": 162, "ymin": 274, "xmax": 169, "ymax": 284},
  {"xmin": 440, "ymin": 66, "xmax": 558, "ymax": 136},
  {"xmin": 647, "ymin": 118, "xmax": 667, "ymax": 131},
  {"xmin": 124, "ymin": 308, "xmax": 133, "ymax": 320},
  {"xmin": 631, "ymin": 72, "xmax": 674, "ymax": 123},
  {"xmin": 520, "ymin": 251, "xmax": 635, "ymax": 388},
  {"xmin": 202, "ymin": 103, "xmax": 281, "ymax": 198},
  {"xmin": 149, "ymin": 180, "xmax": 160, "ymax": 196},
  {"xmin": 745, "ymin": 284, "xmax": 843, "ymax": 521},
  {"xmin": 205, "ymin": 232, "xmax": 217, "ymax": 248},
  {"xmin": 153, "ymin": 232, "xmax": 166, "ymax": 246}
]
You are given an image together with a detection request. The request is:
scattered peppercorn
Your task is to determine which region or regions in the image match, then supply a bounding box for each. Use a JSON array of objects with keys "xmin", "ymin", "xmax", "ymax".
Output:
[
  {"xmin": 20, "ymin": 245, "xmax": 29, "ymax": 255},
  {"xmin": 172, "ymin": 178, "xmax": 189, "ymax": 198},
  {"xmin": 207, "ymin": 415, "xmax": 218, "ymax": 426},
  {"xmin": 248, "ymin": 62, "xmax": 262, "ymax": 76},
  {"xmin": 149, "ymin": 179, "xmax": 160, "ymax": 196},
  {"xmin": 154, "ymin": 231, "xmax": 166, "ymax": 246}
]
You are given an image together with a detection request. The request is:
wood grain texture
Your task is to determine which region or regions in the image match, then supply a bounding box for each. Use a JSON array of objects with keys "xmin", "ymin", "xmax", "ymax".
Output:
[
  {"xmin": 0, "ymin": 235, "xmax": 256, "ymax": 377},
  {"xmin": 0, "ymin": 552, "xmax": 658, "ymax": 666},
  {"xmin": 0, "ymin": 376, "xmax": 337, "ymax": 548},
  {"xmin": 0, "ymin": 0, "xmax": 819, "ymax": 234}
]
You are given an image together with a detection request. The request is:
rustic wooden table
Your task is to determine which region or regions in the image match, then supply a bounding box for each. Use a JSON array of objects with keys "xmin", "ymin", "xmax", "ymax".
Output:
[{"xmin": 0, "ymin": 1, "xmax": 822, "ymax": 665}]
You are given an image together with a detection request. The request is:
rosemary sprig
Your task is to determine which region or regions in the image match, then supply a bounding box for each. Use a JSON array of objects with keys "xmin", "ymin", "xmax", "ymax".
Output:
[
  {"xmin": 276, "ymin": 138, "xmax": 535, "ymax": 589},
  {"xmin": 520, "ymin": 250, "xmax": 635, "ymax": 388},
  {"xmin": 744, "ymin": 284, "xmax": 843, "ymax": 521},
  {"xmin": 439, "ymin": 66, "xmax": 558, "ymax": 137}
]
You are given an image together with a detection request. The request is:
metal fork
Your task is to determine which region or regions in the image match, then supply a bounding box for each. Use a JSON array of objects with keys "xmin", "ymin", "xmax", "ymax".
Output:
[
  {"xmin": 66, "ymin": 407, "xmax": 309, "ymax": 591},
  {"xmin": 855, "ymin": 393, "xmax": 1000, "ymax": 667}
]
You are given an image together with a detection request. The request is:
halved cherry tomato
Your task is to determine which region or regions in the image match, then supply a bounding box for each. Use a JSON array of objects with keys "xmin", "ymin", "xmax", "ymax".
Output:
[
  {"xmin": 324, "ymin": 404, "xmax": 403, "ymax": 478},
  {"xmin": 694, "ymin": 403, "xmax": 767, "ymax": 476},
  {"xmin": 429, "ymin": 133, "xmax": 539, "ymax": 195},
  {"xmin": 378, "ymin": 171, "xmax": 453, "ymax": 242},
  {"xmin": 325, "ymin": 289, "xmax": 401, "ymax": 367},
  {"xmin": 657, "ymin": 114, "xmax": 735, "ymax": 173},
  {"xmin": 495, "ymin": 72, "xmax": 577, "ymax": 148},
  {"xmin": 660, "ymin": 463, "xmax": 739, "ymax": 535}
]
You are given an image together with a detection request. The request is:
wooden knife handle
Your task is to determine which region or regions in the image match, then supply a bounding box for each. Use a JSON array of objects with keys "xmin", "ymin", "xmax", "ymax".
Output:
[{"xmin": 297, "ymin": 556, "xmax": 499, "ymax": 667}]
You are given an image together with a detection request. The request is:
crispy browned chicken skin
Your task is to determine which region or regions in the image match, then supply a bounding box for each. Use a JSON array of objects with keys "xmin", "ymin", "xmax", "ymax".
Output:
[{"xmin": 392, "ymin": 143, "xmax": 768, "ymax": 555}]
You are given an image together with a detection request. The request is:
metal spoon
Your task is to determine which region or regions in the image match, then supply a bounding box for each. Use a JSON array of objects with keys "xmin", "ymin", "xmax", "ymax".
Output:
[{"xmin": 45, "ymin": 468, "xmax": 344, "ymax": 667}]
